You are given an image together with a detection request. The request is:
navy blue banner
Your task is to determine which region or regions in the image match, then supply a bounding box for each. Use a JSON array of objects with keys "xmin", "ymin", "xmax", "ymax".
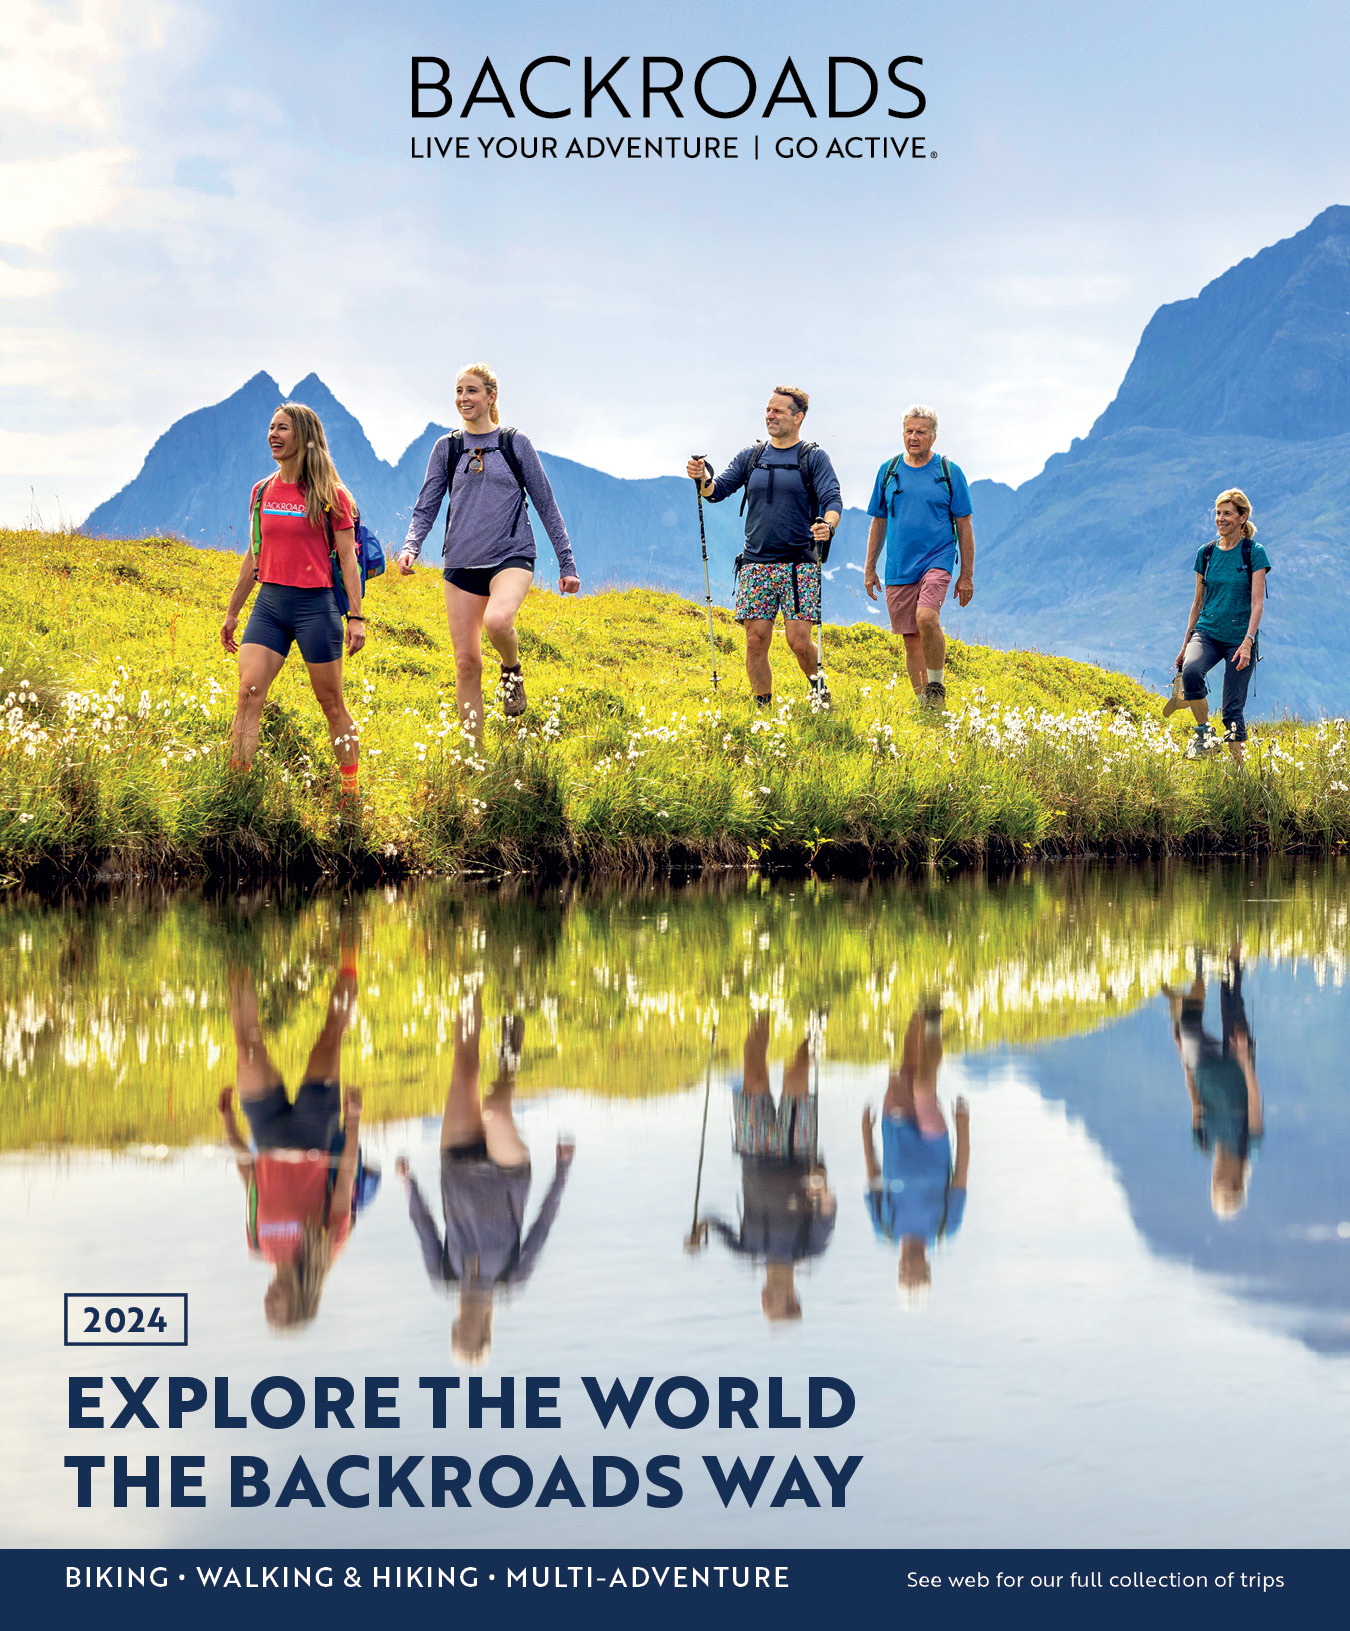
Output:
[{"xmin": 0, "ymin": 1549, "xmax": 1336, "ymax": 1628}]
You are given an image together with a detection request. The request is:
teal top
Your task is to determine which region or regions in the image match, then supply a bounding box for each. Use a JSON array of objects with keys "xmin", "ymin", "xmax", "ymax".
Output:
[{"xmin": 1193, "ymin": 539, "xmax": 1271, "ymax": 645}]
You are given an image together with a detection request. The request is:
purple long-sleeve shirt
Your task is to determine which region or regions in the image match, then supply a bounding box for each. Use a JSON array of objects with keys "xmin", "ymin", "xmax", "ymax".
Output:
[
  {"xmin": 406, "ymin": 1160, "xmax": 570, "ymax": 1290},
  {"xmin": 403, "ymin": 427, "xmax": 578, "ymax": 579}
]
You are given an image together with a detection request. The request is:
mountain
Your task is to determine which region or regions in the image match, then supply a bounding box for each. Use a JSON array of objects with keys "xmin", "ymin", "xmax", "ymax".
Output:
[
  {"xmin": 83, "ymin": 377, "xmax": 883, "ymax": 623},
  {"xmin": 963, "ymin": 962, "xmax": 1350, "ymax": 1355},
  {"xmin": 958, "ymin": 205, "xmax": 1350, "ymax": 717},
  {"xmin": 83, "ymin": 206, "xmax": 1350, "ymax": 714}
]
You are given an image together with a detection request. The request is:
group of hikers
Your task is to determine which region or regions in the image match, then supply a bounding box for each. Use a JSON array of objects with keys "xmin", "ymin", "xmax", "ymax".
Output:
[
  {"xmin": 220, "ymin": 368, "xmax": 1271, "ymax": 791},
  {"xmin": 220, "ymin": 938, "xmax": 1261, "ymax": 1351}
]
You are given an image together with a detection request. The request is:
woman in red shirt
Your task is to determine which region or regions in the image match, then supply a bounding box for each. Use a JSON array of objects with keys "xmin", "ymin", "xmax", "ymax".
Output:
[
  {"xmin": 218, "ymin": 959, "xmax": 366, "ymax": 1330},
  {"xmin": 220, "ymin": 402, "xmax": 366, "ymax": 798}
]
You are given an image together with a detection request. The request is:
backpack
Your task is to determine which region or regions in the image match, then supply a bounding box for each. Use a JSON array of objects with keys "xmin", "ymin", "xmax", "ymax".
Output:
[
  {"xmin": 738, "ymin": 440, "xmax": 830, "ymax": 561},
  {"xmin": 443, "ymin": 426, "xmax": 530, "ymax": 537},
  {"xmin": 1198, "ymin": 536, "xmax": 1267, "ymax": 598},
  {"xmin": 251, "ymin": 476, "xmax": 385, "ymax": 618},
  {"xmin": 880, "ymin": 452, "xmax": 959, "ymax": 560}
]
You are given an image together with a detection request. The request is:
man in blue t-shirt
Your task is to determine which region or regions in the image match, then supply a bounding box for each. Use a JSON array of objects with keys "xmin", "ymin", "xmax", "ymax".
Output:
[
  {"xmin": 687, "ymin": 386, "xmax": 842, "ymax": 707},
  {"xmin": 862, "ymin": 405, "xmax": 975, "ymax": 707},
  {"xmin": 862, "ymin": 1006, "xmax": 969, "ymax": 1305}
]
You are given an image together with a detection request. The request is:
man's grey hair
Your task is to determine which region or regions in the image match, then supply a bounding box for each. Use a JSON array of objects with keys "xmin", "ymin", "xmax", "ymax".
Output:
[{"xmin": 903, "ymin": 404, "xmax": 939, "ymax": 432}]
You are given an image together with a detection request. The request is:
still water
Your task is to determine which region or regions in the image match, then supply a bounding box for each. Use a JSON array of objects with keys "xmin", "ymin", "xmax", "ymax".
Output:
[{"xmin": 2, "ymin": 863, "xmax": 1348, "ymax": 1548}]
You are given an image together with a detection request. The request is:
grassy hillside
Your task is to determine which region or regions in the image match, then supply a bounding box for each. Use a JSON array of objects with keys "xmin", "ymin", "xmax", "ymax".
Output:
[{"xmin": 4, "ymin": 528, "xmax": 1350, "ymax": 881}]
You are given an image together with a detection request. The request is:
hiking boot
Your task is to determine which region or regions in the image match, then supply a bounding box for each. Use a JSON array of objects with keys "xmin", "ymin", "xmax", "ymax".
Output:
[
  {"xmin": 922, "ymin": 680, "xmax": 947, "ymax": 709},
  {"xmin": 1184, "ymin": 725, "xmax": 1222, "ymax": 760},
  {"xmin": 501, "ymin": 663, "xmax": 527, "ymax": 717},
  {"xmin": 810, "ymin": 677, "xmax": 832, "ymax": 709},
  {"xmin": 495, "ymin": 1014, "xmax": 525, "ymax": 1076},
  {"xmin": 1161, "ymin": 672, "xmax": 1187, "ymax": 717}
]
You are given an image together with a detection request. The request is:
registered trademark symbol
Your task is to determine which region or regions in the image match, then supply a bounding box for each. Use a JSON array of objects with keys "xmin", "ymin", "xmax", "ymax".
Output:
[{"xmin": 930, "ymin": 151, "xmax": 938, "ymax": 158}]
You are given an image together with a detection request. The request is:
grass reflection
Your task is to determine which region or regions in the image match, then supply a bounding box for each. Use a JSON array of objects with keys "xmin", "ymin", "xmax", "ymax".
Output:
[{"xmin": 1, "ymin": 859, "xmax": 1346, "ymax": 1151}]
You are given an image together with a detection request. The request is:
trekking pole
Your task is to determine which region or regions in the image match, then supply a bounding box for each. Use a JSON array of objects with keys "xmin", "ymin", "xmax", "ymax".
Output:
[
  {"xmin": 813, "ymin": 520, "xmax": 826, "ymax": 693},
  {"xmin": 685, "ymin": 1021, "xmax": 717, "ymax": 1252},
  {"xmin": 691, "ymin": 456, "xmax": 720, "ymax": 692}
]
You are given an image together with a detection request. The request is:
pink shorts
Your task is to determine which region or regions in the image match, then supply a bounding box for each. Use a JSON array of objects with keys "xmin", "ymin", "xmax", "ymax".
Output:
[{"xmin": 885, "ymin": 570, "xmax": 951, "ymax": 637}]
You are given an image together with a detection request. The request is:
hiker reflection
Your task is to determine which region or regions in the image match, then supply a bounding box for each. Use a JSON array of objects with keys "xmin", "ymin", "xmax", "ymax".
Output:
[
  {"xmin": 1163, "ymin": 945, "xmax": 1263, "ymax": 1217},
  {"xmin": 863, "ymin": 1005, "xmax": 969, "ymax": 1304},
  {"xmin": 219, "ymin": 954, "xmax": 376, "ymax": 1330},
  {"xmin": 707, "ymin": 1013, "xmax": 836, "ymax": 1322},
  {"xmin": 396, "ymin": 989, "xmax": 573, "ymax": 1364}
]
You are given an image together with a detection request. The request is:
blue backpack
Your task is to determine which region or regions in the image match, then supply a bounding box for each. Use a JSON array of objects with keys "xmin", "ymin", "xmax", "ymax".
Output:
[{"xmin": 251, "ymin": 476, "xmax": 385, "ymax": 618}]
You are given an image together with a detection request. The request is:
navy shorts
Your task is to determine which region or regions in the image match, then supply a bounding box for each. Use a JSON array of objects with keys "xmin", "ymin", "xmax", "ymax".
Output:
[
  {"xmin": 243, "ymin": 582, "xmax": 345, "ymax": 664},
  {"xmin": 242, "ymin": 1079, "xmax": 343, "ymax": 1152},
  {"xmin": 443, "ymin": 555, "xmax": 534, "ymax": 597}
]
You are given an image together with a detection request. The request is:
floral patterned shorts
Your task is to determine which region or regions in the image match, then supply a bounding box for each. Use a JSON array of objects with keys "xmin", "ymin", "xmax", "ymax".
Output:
[
  {"xmin": 734, "ymin": 560, "xmax": 822, "ymax": 625},
  {"xmin": 732, "ymin": 1088, "xmax": 819, "ymax": 1161}
]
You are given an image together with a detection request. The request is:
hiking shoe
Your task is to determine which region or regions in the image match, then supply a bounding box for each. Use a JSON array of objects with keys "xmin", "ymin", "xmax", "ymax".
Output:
[
  {"xmin": 922, "ymin": 680, "xmax": 947, "ymax": 709},
  {"xmin": 501, "ymin": 663, "xmax": 527, "ymax": 717},
  {"xmin": 1161, "ymin": 673, "xmax": 1187, "ymax": 717},
  {"xmin": 810, "ymin": 677, "xmax": 832, "ymax": 709},
  {"xmin": 495, "ymin": 1014, "xmax": 525, "ymax": 1076},
  {"xmin": 1184, "ymin": 726, "xmax": 1222, "ymax": 760}
]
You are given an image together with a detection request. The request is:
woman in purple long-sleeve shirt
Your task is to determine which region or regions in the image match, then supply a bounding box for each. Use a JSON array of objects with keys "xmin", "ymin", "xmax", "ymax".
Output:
[{"xmin": 398, "ymin": 363, "xmax": 580, "ymax": 741}]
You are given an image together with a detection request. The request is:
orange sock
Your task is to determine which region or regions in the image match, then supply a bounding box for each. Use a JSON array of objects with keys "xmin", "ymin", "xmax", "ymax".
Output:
[{"xmin": 340, "ymin": 763, "xmax": 359, "ymax": 797}]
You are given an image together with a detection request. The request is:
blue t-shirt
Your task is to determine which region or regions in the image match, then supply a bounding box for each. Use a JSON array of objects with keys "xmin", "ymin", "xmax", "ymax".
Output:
[
  {"xmin": 1193, "ymin": 540, "xmax": 1271, "ymax": 645},
  {"xmin": 709, "ymin": 441, "xmax": 843, "ymax": 564},
  {"xmin": 865, "ymin": 1115, "xmax": 966, "ymax": 1245},
  {"xmin": 866, "ymin": 453, "xmax": 972, "ymax": 585}
]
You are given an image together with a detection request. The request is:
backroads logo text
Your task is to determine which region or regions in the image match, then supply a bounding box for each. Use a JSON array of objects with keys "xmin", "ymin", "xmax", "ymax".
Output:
[{"xmin": 408, "ymin": 54, "xmax": 933, "ymax": 163}]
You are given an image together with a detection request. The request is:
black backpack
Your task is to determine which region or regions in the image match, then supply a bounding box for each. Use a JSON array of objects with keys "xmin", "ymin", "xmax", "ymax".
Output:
[
  {"xmin": 880, "ymin": 452, "xmax": 959, "ymax": 553},
  {"xmin": 443, "ymin": 425, "xmax": 529, "ymax": 536},
  {"xmin": 738, "ymin": 439, "xmax": 829, "ymax": 560}
]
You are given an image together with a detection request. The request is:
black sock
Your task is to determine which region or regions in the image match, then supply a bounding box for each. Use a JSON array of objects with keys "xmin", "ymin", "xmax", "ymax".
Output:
[{"xmin": 755, "ymin": 693, "xmax": 772, "ymax": 706}]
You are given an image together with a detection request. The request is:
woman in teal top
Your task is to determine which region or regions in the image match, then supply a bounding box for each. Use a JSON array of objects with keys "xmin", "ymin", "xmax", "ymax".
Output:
[{"xmin": 1167, "ymin": 488, "xmax": 1270, "ymax": 765}]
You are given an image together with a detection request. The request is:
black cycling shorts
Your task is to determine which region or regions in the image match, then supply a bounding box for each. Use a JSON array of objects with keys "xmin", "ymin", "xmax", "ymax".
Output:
[{"xmin": 442, "ymin": 555, "xmax": 535, "ymax": 597}]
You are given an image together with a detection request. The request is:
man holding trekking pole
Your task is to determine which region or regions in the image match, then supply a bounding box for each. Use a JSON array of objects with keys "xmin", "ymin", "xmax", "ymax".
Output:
[
  {"xmin": 863, "ymin": 404, "xmax": 974, "ymax": 708},
  {"xmin": 687, "ymin": 386, "xmax": 842, "ymax": 708}
]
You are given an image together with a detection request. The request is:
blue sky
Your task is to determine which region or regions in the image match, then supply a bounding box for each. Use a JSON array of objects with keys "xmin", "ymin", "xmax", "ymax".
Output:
[{"xmin": 5, "ymin": 0, "xmax": 1350, "ymax": 524}]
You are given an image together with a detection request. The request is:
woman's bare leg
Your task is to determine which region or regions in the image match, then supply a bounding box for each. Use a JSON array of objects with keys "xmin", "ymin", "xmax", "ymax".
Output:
[
  {"xmin": 441, "ymin": 988, "xmax": 486, "ymax": 1149},
  {"xmin": 444, "ymin": 584, "xmax": 489, "ymax": 743},
  {"xmin": 229, "ymin": 970, "xmax": 285, "ymax": 1101},
  {"xmin": 481, "ymin": 568, "xmax": 534, "ymax": 669},
  {"xmin": 230, "ymin": 644, "xmax": 286, "ymax": 769},
  {"xmin": 481, "ymin": 1013, "xmax": 529, "ymax": 1168}
]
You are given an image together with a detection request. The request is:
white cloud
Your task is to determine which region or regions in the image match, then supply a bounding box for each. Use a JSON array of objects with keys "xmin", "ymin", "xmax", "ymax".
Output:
[
  {"xmin": 0, "ymin": 0, "xmax": 172, "ymax": 131},
  {"xmin": 0, "ymin": 150, "xmax": 138, "ymax": 249}
]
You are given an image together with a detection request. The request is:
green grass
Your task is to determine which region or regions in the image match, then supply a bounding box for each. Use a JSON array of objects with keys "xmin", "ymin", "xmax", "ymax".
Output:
[{"xmin": 5, "ymin": 527, "xmax": 1350, "ymax": 881}]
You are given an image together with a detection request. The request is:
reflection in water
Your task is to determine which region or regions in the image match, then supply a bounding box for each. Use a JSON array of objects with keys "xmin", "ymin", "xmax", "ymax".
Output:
[
  {"xmin": 863, "ymin": 1006, "xmax": 970, "ymax": 1304},
  {"xmin": 2, "ymin": 859, "xmax": 1348, "ymax": 1357},
  {"xmin": 218, "ymin": 951, "xmax": 378, "ymax": 1329},
  {"xmin": 1164, "ymin": 946, "xmax": 1263, "ymax": 1219},
  {"xmin": 702, "ymin": 1014, "xmax": 836, "ymax": 1322},
  {"xmin": 4, "ymin": 862, "xmax": 1350, "ymax": 1543},
  {"xmin": 398, "ymin": 989, "xmax": 573, "ymax": 1363}
]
